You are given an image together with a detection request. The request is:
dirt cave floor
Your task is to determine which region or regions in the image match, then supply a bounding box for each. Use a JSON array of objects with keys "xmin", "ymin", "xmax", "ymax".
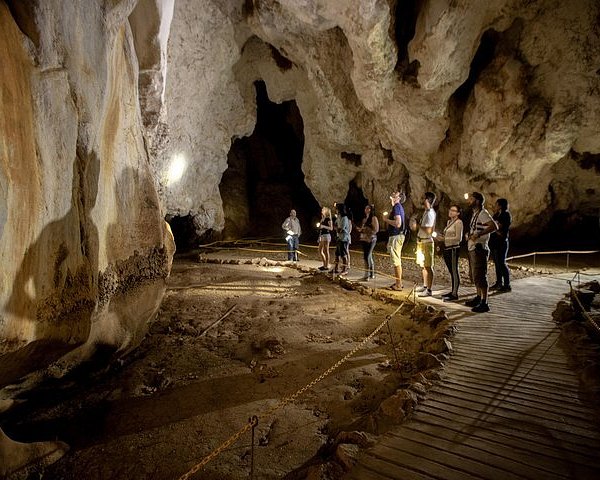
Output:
[{"xmin": 3, "ymin": 248, "xmax": 538, "ymax": 480}]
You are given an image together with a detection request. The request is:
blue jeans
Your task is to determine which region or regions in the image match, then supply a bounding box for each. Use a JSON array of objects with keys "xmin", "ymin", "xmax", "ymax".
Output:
[
  {"xmin": 491, "ymin": 239, "xmax": 510, "ymax": 286},
  {"xmin": 362, "ymin": 239, "xmax": 377, "ymax": 277},
  {"xmin": 287, "ymin": 235, "xmax": 299, "ymax": 261}
]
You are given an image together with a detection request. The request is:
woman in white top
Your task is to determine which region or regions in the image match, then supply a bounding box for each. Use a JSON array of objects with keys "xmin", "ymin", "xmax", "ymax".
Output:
[{"xmin": 436, "ymin": 204, "xmax": 463, "ymax": 301}]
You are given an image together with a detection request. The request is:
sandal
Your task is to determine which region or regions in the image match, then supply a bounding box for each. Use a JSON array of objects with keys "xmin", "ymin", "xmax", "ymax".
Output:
[{"xmin": 389, "ymin": 284, "xmax": 403, "ymax": 291}]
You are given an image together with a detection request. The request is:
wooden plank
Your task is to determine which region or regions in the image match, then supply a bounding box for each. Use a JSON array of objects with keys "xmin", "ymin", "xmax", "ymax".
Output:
[
  {"xmin": 348, "ymin": 455, "xmax": 434, "ymax": 480},
  {"xmin": 373, "ymin": 442, "xmax": 515, "ymax": 480},
  {"xmin": 439, "ymin": 377, "xmax": 591, "ymax": 415},
  {"xmin": 387, "ymin": 427, "xmax": 566, "ymax": 480},
  {"xmin": 430, "ymin": 382, "xmax": 592, "ymax": 421},
  {"xmin": 418, "ymin": 397, "xmax": 600, "ymax": 450},
  {"xmin": 409, "ymin": 408, "xmax": 600, "ymax": 471},
  {"xmin": 442, "ymin": 363, "xmax": 581, "ymax": 395}
]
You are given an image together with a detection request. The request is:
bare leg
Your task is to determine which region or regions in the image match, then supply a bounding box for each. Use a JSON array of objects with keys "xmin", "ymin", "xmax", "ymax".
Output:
[{"xmin": 394, "ymin": 265, "xmax": 403, "ymax": 288}]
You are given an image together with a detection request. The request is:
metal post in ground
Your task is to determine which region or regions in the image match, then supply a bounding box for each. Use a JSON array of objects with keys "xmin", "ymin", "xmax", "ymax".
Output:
[
  {"xmin": 386, "ymin": 320, "xmax": 401, "ymax": 370},
  {"xmin": 533, "ymin": 252, "xmax": 536, "ymax": 270},
  {"xmin": 249, "ymin": 416, "xmax": 258, "ymax": 479},
  {"xmin": 566, "ymin": 253, "xmax": 570, "ymax": 271}
]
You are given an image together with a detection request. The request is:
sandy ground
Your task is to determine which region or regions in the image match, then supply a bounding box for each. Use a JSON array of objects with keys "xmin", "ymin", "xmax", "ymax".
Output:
[
  {"xmin": 6, "ymin": 242, "xmax": 586, "ymax": 480},
  {"xmin": 3, "ymin": 248, "xmax": 465, "ymax": 480}
]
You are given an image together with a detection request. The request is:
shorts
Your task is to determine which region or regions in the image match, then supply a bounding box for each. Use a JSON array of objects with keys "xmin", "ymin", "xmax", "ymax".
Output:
[
  {"xmin": 469, "ymin": 246, "xmax": 489, "ymax": 289},
  {"xmin": 336, "ymin": 240, "xmax": 349, "ymax": 257},
  {"xmin": 318, "ymin": 234, "xmax": 331, "ymax": 243},
  {"xmin": 416, "ymin": 241, "xmax": 434, "ymax": 268},
  {"xmin": 387, "ymin": 234, "xmax": 405, "ymax": 267}
]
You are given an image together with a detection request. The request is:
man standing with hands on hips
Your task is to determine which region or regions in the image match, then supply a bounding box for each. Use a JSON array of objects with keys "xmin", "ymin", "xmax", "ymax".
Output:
[{"xmin": 465, "ymin": 192, "xmax": 497, "ymax": 312}]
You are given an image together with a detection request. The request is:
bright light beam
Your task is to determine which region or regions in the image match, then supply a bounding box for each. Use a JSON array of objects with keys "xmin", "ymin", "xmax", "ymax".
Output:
[{"xmin": 167, "ymin": 154, "xmax": 186, "ymax": 185}]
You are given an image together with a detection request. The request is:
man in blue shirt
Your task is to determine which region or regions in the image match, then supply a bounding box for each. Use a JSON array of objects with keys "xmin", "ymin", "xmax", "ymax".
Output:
[{"xmin": 382, "ymin": 191, "xmax": 405, "ymax": 290}]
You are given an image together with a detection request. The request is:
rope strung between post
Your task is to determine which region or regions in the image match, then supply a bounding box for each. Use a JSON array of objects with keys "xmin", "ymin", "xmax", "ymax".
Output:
[
  {"xmin": 177, "ymin": 303, "xmax": 405, "ymax": 480},
  {"xmin": 507, "ymin": 249, "xmax": 600, "ymax": 261}
]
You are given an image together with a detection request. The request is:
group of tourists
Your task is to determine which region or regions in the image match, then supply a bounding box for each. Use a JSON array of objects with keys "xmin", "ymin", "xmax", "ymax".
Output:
[{"xmin": 281, "ymin": 189, "xmax": 512, "ymax": 314}]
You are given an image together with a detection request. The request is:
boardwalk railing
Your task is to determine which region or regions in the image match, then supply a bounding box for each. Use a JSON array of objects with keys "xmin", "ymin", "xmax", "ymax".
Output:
[{"xmin": 507, "ymin": 249, "xmax": 600, "ymax": 270}]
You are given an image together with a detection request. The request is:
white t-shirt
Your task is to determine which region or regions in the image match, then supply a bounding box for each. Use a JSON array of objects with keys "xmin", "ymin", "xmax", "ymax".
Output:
[
  {"xmin": 467, "ymin": 208, "xmax": 493, "ymax": 251},
  {"xmin": 418, "ymin": 208, "xmax": 436, "ymax": 243}
]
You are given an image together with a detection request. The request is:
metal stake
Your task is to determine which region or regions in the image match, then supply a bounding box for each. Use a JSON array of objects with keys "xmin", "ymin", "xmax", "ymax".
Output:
[
  {"xmin": 566, "ymin": 253, "xmax": 570, "ymax": 271},
  {"xmin": 386, "ymin": 319, "xmax": 401, "ymax": 370},
  {"xmin": 249, "ymin": 416, "xmax": 258, "ymax": 479}
]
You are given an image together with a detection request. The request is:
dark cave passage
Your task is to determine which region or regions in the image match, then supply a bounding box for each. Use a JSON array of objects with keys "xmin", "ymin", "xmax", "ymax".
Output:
[{"xmin": 220, "ymin": 80, "xmax": 320, "ymax": 241}]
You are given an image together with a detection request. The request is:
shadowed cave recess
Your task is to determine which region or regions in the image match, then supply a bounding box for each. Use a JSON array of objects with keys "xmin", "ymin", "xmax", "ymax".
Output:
[{"xmin": 220, "ymin": 80, "xmax": 321, "ymax": 242}]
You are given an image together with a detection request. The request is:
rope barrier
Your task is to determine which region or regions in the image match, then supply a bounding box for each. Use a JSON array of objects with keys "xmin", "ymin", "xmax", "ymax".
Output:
[
  {"xmin": 177, "ymin": 303, "xmax": 406, "ymax": 479},
  {"xmin": 507, "ymin": 249, "xmax": 600, "ymax": 261}
]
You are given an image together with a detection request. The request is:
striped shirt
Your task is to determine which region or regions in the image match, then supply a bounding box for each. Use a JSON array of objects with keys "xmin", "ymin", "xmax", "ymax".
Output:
[{"xmin": 467, "ymin": 208, "xmax": 493, "ymax": 251}]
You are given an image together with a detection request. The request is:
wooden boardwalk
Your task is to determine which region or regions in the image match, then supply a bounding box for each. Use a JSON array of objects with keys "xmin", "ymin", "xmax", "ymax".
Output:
[{"xmin": 347, "ymin": 272, "xmax": 600, "ymax": 480}]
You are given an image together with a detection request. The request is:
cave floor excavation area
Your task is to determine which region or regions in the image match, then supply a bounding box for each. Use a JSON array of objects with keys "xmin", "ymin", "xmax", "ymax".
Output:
[{"xmin": 2, "ymin": 250, "xmax": 600, "ymax": 479}]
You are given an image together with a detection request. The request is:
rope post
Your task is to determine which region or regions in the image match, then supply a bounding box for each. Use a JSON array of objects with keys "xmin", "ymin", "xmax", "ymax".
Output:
[
  {"xmin": 386, "ymin": 318, "xmax": 401, "ymax": 370},
  {"xmin": 566, "ymin": 252, "xmax": 570, "ymax": 271},
  {"xmin": 533, "ymin": 252, "xmax": 536, "ymax": 269},
  {"xmin": 249, "ymin": 415, "xmax": 258, "ymax": 480},
  {"xmin": 412, "ymin": 283, "xmax": 417, "ymax": 319}
]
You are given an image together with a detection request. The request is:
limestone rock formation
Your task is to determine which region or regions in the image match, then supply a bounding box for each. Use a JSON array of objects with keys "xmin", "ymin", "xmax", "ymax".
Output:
[
  {"xmin": 1, "ymin": 0, "xmax": 174, "ymax": 474},
  {"xmin": 158, "ymin": 0, "xmax": 600, "ymax": 239}
]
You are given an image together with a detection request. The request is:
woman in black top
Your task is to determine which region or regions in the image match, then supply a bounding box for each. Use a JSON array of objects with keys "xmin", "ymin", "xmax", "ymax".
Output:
[
  {"xmin": 317, "ymin": 206, "xmax": 333, "ymax": 271},
  {"xmin": 490, "ymin": 198, "xmax": 512, "ymax": 292},
  {"xmin": 357, "ymin": 204, "xmax": 379, "ymax": 280}
]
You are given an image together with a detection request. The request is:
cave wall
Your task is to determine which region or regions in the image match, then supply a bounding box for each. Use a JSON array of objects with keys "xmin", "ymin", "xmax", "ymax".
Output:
[
  {"xmin": 0, "ymin": 0, "xmax": 174, "ymax": 375},
  {"xmin": 159, "ymin": 0, "xmax": 600, "ymax": 238}
]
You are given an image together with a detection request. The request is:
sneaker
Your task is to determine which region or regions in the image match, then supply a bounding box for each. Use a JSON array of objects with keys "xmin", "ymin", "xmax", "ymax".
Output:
[
  {"xmin": 418, "ymin": 289, "xmax": 432, "ymax": 297},
  {"xmin": 465, "ymin": 296, "xmax": 481, "ymax": 307},
  {"xmin": 472, "ymin": 302, "xmax": 490, "ymax": 313},
  {"xmin": 443, "ymin": 294, "xmax": 459, "ymax": 302},
  {"xmin": 498, "ymin": 285, "xmax": 512, "ymax": 292},
  {"xmin": 415, "ymin": 285, "xmax": 427, "ymax": 293},
  {"xmin": 318, "ymin": 266, "xmax": 328, "ymax": 271},
  {"xmin": 441, "ymin": 292, "xmax": 453, "ymax": 299},
  {"xmin": 339, "ymin": 270, "xmax": 348, "ymax": 276},
  {"xmin": 360, "ymin": 276, "xmax": 370, "ymax": 281},
  {"xmin": 489, "ymin": 283, "xmax": 501, "ymax": 291}
]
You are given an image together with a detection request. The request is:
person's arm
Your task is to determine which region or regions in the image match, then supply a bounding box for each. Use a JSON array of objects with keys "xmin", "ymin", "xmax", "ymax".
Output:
[
  {"xmin": 384, "ymin": 214, "xmax": 401, "ymax": 228},
  {"xmin": 473, "ymin": 218, "xmax": 497, "ymax": 239},
  {"xmin": 372, "ymin": 216, "xmax": 379, "ymax": 233},
  {"xmin": 419, "ymin": 211, "xmax": 434, "ymax": 236},
  {"xmin": 282, "ymin": 218, "xmax": 289, "ymax": 230}
]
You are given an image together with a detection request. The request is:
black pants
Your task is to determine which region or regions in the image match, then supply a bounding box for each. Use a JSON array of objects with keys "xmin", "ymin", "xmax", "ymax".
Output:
[
  {"xmin": 491, "ymin": 239, "xmax": 510, "ymax": 287},
  {"xmin": 443, "ymin": 246, "xmax": 460, "ymax": 295}
]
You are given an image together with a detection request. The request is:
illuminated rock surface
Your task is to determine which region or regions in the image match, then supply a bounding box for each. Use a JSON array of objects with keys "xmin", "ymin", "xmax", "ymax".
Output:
[{"xmin": 1, "ymin": 0, "xmax": 599, "ymax": 475}]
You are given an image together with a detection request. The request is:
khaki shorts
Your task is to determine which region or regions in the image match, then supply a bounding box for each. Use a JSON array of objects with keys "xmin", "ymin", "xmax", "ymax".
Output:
[
  {"xmin": 387, "ymin": 234, "xmax": 405, "ymax": 267},
  {"xmin": 416, "ymin": 241, "xmax": 434, "ymax": 268}
]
